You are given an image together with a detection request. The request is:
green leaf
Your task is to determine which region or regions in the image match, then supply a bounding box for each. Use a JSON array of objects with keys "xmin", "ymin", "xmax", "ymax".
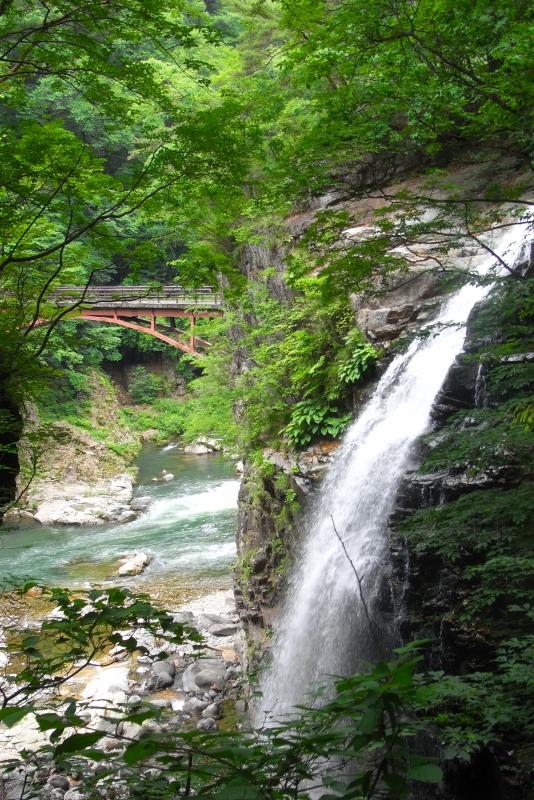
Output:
[
  {"xmin": 407, "ymin": 763, "xmax": 443, "ymax": 783},
  {"xmin": 123, "ymin": 739, "xmax": 160, "ymax": 764},
  {"xmin": 0, "ymin": 707, "xmax": 32, "ymax": 728},
  {"xmin": 54, "ymin": 731, "xmax": 104, "ymax": 756}
]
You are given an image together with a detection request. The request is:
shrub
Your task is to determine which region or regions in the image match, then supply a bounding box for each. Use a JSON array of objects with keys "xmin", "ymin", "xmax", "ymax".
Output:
[{"xmin": 129, "ymin": 366, "xmax": 165, "ymax": 404}]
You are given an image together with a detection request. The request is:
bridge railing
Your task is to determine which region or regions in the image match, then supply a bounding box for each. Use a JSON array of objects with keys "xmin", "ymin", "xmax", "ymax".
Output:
[{"xmin": 50, "ymin": 285, "xmax": 224, "ymax": 309}]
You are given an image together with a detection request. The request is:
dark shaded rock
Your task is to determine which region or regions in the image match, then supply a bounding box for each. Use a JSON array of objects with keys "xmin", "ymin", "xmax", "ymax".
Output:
[
  {"xmin": 196, "ymin": 717, "xmax": 217, "ymax": 732},
  {"xmin": 209, "ymin": 623, "xmax": 239, "ymax": 637},
  {"xmin": 48, "ymin": 776, "xmax": 70, "ymax": 791},
  {"xmin": 145, "ymin": 671, "xmax": 173, "ymax": 691},
  {"xmin": 152, "ymin": 659, "xmax": 176, "ymax": 678}
]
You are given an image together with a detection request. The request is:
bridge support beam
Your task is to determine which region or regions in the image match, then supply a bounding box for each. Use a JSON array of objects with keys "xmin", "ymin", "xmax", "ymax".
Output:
[{"xmin": 78, "ymin": 308, "xmax": 221, "ymax": 355}]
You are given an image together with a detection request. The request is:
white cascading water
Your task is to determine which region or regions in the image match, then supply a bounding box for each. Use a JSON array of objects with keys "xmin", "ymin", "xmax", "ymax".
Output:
[{"xmin": 258, "ymin": 224, "xmax": 530, "ymax": 723}]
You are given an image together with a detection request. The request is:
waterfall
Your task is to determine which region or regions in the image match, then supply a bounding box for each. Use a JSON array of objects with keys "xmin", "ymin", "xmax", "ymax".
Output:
[{"xmin": 258, "ymin": 224, "xmax": 529, "ymax": 723}]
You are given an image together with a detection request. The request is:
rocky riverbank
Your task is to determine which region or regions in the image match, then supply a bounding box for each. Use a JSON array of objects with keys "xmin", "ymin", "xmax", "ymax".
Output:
[{"xmin": 0, "ymin": 589, "xmax": 246, "ymax": 799}]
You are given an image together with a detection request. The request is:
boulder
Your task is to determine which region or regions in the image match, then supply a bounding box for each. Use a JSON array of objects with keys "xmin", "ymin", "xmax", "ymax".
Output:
[
  {"xmin": 183, "ymin": 438, "xmax": 221, "ymax": 455},
  {"xmin": 194, "ymin": 670, "xmax": 224, "ymax": 691},
  {"xmin": 196, "ymin": 717, "xmax": 217, "ymax": 732},
  {"xmin": 40, "ymin": 788, "xmax": 65, "ymax": 800},
  {"xmin": 152, "ymin": 659, "xmax": 176, "ymax": 678},
  {"xmin": 181, "ymin": 659, "xmax": 225, "ymax": 693},
  {"xmin": 183, "ymin": 697, "xmax": 208, "ymax": 715},
  {"xmin": 120, "ymin": 721, "xmax": 142, "ymax": 740},
  {"xmin": 197, "ymin": 613, "xmax": 233, "ymax": 628},
  {"xmin": 64, "ymin": 792, "xmax": 84, "ymax": 800},
  {"xmin": 48, "ymin": 776, "xmax": 70, "ymax": 791},
  {"xmin": 32, "ymin": 474, "xmax": 135, "ymax": 526},
  {"xmin": 117, "ymin": 510, "xmax": 137, "ymax": 524},
  {"xmin": 131, "ymin": 496, "xmax": 151, "ymax": 512},
  {"xmin": 209, "ymin": 623, "xmax": 239, "ymax": 637},
  {"xmin": 201, "ymin": 702, "xmax": 222, "ymax": 720},
  {"xmin": 145, "ymin": 671, "xmax": 173, "ymax": 691},
  {"xmin": 1, "ymin": 507, "xmax": 35, "ymax": 527},
  {"xmin": 172, "ymin": 611, "xmax": 195, "ymax": 625},
  {"xmin": 117, "ymin": 552, "xmax": 152, "ymax": 577}
]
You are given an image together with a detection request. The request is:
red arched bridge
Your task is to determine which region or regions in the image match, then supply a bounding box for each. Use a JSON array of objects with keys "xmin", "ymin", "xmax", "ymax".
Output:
[{"xmin": 50, "ymin": 285, "xmax": 224, "ymax": 356}]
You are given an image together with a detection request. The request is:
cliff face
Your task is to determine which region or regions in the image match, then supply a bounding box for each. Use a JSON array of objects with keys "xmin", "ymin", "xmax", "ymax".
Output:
[
  {"xmin": 2, "ymin": 369, "xmax": 141, "ymax": 528},
  {"xmin": 389, "ymin": 273, "xmax": 534, "ymax": 799},
  {"xmin": 231, "ymin": 160, "xmax": 529, "ymax": 662}
]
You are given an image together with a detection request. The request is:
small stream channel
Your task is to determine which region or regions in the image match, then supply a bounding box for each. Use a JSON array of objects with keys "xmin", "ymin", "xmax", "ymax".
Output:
[{"xmin": 0, "ymin": 446, "xmax": 240, "ymax": 606}]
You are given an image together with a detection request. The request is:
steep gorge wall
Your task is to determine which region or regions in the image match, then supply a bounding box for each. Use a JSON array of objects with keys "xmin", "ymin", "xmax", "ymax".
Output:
[{"xmin": 387, "ymin": 272, "xmax": 534, "ymax": 799}]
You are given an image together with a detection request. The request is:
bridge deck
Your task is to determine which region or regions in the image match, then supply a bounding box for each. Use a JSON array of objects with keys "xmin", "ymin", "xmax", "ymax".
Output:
[{"xmin": 51, "ymin": 285, "xmax": 223, "ymax": 310}]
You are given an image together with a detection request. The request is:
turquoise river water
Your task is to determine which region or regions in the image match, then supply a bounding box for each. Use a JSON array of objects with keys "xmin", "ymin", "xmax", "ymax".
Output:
[{"xmin": 0, "ymin": 447, "xmax": 240, "ymax": 606}]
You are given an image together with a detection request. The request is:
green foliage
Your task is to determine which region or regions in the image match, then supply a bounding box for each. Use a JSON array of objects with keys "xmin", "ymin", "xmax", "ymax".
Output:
[
  {"xmin": 275, "ymin": 0, "xmax": 533, "ymax": 193},
  {"xmin": 122, "ymin": 398, "xmax": 188, "ymax": 445},
  {"xmin": 2, "ymin": 617, "xmax": 447, "ymax": 799},
  {"xmin": 338, "ymin": 332, "xmax": 378, "ymax": 385},
  {"xmin": 191, "ymin": 275, "xmax": 375, "ymax": 452},
  {"xmin": 129, "ymin": 366, "xmax": 166, "ymax": 404},
  {"xmin": 283, "ymin": 400, "xmax": 352, "ymax": 448}
]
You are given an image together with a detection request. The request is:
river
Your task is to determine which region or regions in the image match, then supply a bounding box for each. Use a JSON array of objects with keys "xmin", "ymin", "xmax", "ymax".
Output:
[{"xmin": 0, "ymin": 446, "xmax": 240, "ymax": 607}]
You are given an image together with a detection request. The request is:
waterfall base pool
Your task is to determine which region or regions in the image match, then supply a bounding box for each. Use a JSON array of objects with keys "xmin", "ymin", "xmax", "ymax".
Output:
[{"xmin": 0, "ymin": 447, "xmax": 240, "ymax": 607}]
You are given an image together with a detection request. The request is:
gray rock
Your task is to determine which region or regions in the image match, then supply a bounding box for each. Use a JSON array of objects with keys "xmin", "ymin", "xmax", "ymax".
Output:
[
  {"xmin": 197, "ymin": 613, "xmax": 233, "ymax": 628},
  {"xmin": 102, "ymin": 781, "xmax": 129, "ymax": 800},
  {"xmin": 119, "ymin": 721, "xmax": 142, "ymax": 740},
  {"xmin": 141, "ymin": 719, "xmax": 163, "ymax": 735},
  {"xmin": 48, "ymin": 776, "xmax": 70, "ymax": 791},
  {"xmin": 94, "ymin": 763, "xmax": 113, "ymax": 777},
  {"xmin": 127, "ymin": 694, "xmax": 142, "ymax": 706},
  {"xmin": 117, "ymin": 552, "xmax": 151, "ymax": 577},
  {"xmin": 235, "ymin": 699, "xmax": 246, "ymax": 713},
  {"xmin": 117, "ymin": 510, "xmax": 137, "ymax": 524},
  {"xmin": 194, "ymin": 670, "xmax": 224, "ymax": 690},
  {"xmin": 131, "ymin": 496, "xmax": 151, "ymax": 512},
  {"xmin": 225, "ymin": 665, "xmax": 241, "ymax": 679},
  {"xmin": 40, "ymin": 789, "xmax": 66, "ymax": 800},
  {"xmin": 152, "ymin": 659, "xmax": 176, "ymax": 678},
  {"xmin": 196, "ymin": 717, "xmax": 217, "ymax": 732},
  {"xmin": 33, "ymin": 474, "xmax": 134, "ymax": 526},
  {"xmin": 145, "ymin": 671, "xmax": 173, "ymax": 691},
  {"xmin": 209, "ymin": 623, "xmax": 238, "ymax": 637},
  {"xmin": 64, "ymin": 791, "xmax": 84, "ymax": 800},
  {"xmin": 202, "ymin": 702, "xmax": 222, "ymax": 720},
  {"xmin": 100, "ymin": 736, "xmax": 125, "ymax": 752},
  {"xmin": 183, "ymin": 697, "xmax": 208, "ymax": 714},
  {"xmin": 172, "ymin": 610, "xmax": 195, "ymax": 625},
  {"xmin": 181, "ymin": 659, "xmax": 225, "ymax": 693}
]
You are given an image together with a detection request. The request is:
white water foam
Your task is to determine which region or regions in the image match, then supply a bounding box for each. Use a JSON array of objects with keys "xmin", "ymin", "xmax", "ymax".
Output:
[
  {"xmin": 258, "ymin": 223, "xmax": 530, "ymax": 722},
  {"xmin": 142, "ymin": 480, "xmax": 241, "ymax": 526}
]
